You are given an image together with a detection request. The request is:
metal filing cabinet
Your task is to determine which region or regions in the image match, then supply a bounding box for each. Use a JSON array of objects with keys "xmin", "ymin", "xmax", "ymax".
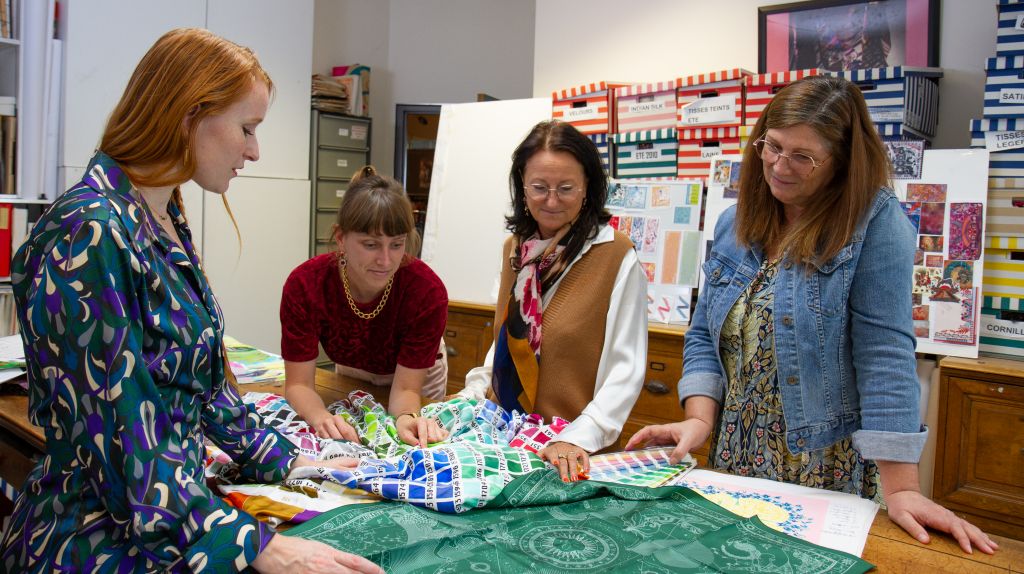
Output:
[{"xmin": 309, "ymin": 110, "xmax": 372, "ymax": 257}]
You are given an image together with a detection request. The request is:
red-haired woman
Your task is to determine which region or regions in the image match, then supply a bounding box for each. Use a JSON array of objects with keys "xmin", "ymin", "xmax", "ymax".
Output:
[{"xmin": 0, "ymin": 28, "xmax": 381, "ymax": 574}]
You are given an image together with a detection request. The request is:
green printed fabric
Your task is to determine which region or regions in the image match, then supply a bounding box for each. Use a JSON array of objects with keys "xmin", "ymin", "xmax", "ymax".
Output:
[{"xmin": 285, "ymin": 470, "xmax": 873, "ymax": 574}]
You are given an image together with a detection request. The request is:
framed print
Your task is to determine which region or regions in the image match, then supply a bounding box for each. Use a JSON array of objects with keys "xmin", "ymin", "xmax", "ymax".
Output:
[{"xmin": 758, "ymin": 0, "xmax": 940, "ymax": 73}]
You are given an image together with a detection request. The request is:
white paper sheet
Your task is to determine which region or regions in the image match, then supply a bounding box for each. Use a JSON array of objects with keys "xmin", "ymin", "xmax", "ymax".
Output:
[{"xmin": 668, "ymin": 469, "xmax": 879, "ymax": 557}]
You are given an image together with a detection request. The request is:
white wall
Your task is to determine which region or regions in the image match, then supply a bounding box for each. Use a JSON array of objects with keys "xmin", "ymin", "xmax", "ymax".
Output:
[
  {"xmin": 534, "ymin": 0, "xmax": 996, "ymax": 149},
  {"xmin": 313, "ymin": 0, "xmax": 536, "ymax": 175}
]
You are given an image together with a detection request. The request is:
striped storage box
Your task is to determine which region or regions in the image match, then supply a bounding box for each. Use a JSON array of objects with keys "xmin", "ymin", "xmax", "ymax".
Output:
[
  {"xmin": 614, "ymin": 81, "xmax": 678, "ymax": 133},
  {"xmin": 970, "ymin": 118, "xmax": 1024, "ymax": 185},
  {"xmin": 984, "ymin": 56, "xmax": 1024, "ymax": 119},
  {"xmin": 983, "ymin": 244, "xmax": 1024, "ymax": 301},
  {"xmin": 676, "ymin": 69, "xmax": 751, "ymax": 129},
  {"xmin": 745, "ymin": 68, "xmax": 824, "ymax": 127},
  {"xmin": 677, "ymin": 126, "xmax": 741, "ymax": 181},
  {"xmin": 979, "ymin": 296, "xmax": 1024, "ymax": 357},
  {"xmin": 997, "ymin": 0, "xmax": 1024, "ymax": 57},
  {"xmin": 826, "ymin": 67, "xmax": 942, "ymax": 139},
  {"xmin": 612, "ymin": 128, "xmax": 677, "ymax": 179},
  {"xmin": 739, "ymin": 125, "xmax": 755, "ymax": 152},
  {"xmin": 552, "ymin": 82, "xmax": 610, "ymax": 135},
  {"xmin": 988, "ymin": 188, "xmax": 1024, "ymax": 238},
  {"xmin": 589, "ymin": 133, "xmax": 611, "ymax": 174}
]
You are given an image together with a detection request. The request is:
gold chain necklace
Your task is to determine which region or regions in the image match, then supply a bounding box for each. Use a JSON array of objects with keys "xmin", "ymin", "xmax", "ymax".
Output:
[{"xmin": 340, "ymin": 261, "xmax": 393, "ymax": 320}]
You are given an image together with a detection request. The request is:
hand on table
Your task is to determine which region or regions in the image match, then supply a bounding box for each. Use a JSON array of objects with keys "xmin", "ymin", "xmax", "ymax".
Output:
[
  {"xmin": 624, "ymin": 418, "xmax": 713, "ymax": 465},
  {"xmin": 308, "ymin": 410, "xmax": 359, "ymax": 442},
  {"xmin": 886, "ymin": 489, "xmax": 999, "ymax": 555},
  {"xmin": 540, "ymin": 441, "xmax": 589, "ymax": 482},
  {"xmin": 396, "ymin": 412, "xmax": 448, "ymax": 447},
  {"xmin": 251, "ymin": 534, "xmax": 383, "ymax": 574},
  {"xmin": 291, "ymin": 455, "xmax": 361, "ymax": 473}
]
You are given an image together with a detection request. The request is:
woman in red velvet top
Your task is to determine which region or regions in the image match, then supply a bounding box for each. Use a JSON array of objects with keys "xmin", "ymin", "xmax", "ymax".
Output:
[{"xmin": 280, "ymin": 166, "xmax": 449, "ymax": 446}]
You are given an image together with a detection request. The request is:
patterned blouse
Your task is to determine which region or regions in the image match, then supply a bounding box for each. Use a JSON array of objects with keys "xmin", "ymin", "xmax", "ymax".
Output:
[
  {"xmin": 710, "ymin": 257, "xmax": 880, "ymax": 500},
  {"xmin": 0, "ymin": 153, "xmax": 299, "ymax": 573}
]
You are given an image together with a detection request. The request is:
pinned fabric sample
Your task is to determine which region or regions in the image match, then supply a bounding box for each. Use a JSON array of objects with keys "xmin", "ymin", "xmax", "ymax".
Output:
[{"xmin": 947, "ymin": 203, "xmax": 983, "ymax": 260}]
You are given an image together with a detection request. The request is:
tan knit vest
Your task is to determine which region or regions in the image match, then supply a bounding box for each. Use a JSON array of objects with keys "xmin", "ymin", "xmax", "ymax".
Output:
[{"xmin": 496, "ymin": 231, "xmax": 635, "ymax": 422}]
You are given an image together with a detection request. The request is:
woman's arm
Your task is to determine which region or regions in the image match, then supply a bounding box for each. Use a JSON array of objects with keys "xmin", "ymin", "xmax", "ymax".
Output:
[
  {"xmin": 551, "ymin": 249, "xmax": 649, "ymax": 453},
  {"xmin": 282, "ymin": 359, "xmax": 357, "ymax": 441}
]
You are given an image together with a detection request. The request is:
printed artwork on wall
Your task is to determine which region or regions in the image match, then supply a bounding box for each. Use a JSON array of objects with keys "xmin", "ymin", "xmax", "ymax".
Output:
[
  {"xmin": 884, "ymin": 140, "xmax": 925, "ymax": 179},
  {"xmin": 894, "ymin": 149, "xmax": 989, "ymax": 358},
  {"xmin": 606, "ymin": 178, "xmax": 704, "ymax": 324}
]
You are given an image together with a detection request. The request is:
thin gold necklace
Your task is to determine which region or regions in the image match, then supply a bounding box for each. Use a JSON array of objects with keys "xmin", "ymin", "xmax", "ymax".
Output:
[{"xmin": 340, "ymin": 260, "xmax": 393, "ymax": 320}]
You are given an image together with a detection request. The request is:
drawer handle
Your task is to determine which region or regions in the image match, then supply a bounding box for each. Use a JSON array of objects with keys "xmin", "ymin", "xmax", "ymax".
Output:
[
  {"xmin": 645, "ymin": 380, "xmax": 669, "ymax": 395},
  {"xmin": 445, "ymin": 330, "xmax": 457, "ymax": 338},
  {"xmin": 446, "ymin": 346, "xmax": 459, "ymax": 357},
  {"xmin": 649, "ymin": 361, "xmax": 666, "ymax": 372}
]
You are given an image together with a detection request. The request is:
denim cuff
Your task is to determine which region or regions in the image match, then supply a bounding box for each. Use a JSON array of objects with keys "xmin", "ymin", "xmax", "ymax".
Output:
[
  {"xmin": 852, "ymin": 425, "xmax": 929, "ymax": 463},
  {"xmin": 678, "ymin": 371, "xmax": 725, "ymax": 407}
]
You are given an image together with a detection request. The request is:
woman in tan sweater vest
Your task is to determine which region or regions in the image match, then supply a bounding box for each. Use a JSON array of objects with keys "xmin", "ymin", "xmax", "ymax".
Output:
[{"xmin": 461, "ymin": 120, "xmax": 649, "ymax": 482}]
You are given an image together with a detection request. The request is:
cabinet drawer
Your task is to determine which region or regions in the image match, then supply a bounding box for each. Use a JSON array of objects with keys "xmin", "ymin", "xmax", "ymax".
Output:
[
  {"xmin": 629, "ymin": 351, "xmax": 684, "ymax": 422},
  {"xmin": 313, "ymin": 241, "xmax": 333, "ymax": 257},
  {"xmin": 315, "ymin": 180, "xmax": 348, "ymax": 210},
  {"xmin": 318, "ymin": 115, "xmax": 370, "ymax": 149},
  {"xmin": 444, "ymin": 309, "xmax": 494, "ymax": 382},
  {"xmin": 314, "ymin": 210, "xmax": 338, "ymax": 242},
  {"xmin": 317, "ymin": 149, "xmax": 368, "ymax": 179}
]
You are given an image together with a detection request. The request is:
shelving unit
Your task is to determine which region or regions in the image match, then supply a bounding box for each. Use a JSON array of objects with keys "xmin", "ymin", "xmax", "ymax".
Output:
[{"xmin": 308, "ymin": 109, "xmax": 371, "ymax": 258}]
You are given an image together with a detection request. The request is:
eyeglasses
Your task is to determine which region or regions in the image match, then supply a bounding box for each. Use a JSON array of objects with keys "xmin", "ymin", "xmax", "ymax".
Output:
[
  {"xmin": 524, "ymin": 183, "xmax": 583, "ymax": 200},
  {"xmin": 753, "ymin": 137, "xmax": 828, "ymax": 177}
]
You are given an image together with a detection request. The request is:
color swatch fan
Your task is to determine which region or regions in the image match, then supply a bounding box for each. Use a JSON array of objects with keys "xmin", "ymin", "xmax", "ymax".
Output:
[{"xmin": 587, "ymin": 446, "xmax": 696, "ymax": 487}]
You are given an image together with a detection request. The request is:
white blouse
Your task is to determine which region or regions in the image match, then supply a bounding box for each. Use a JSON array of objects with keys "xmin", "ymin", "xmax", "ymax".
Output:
[{"xmin": 460, "ymin": 225, "xmax": 649, "ymax": 452}]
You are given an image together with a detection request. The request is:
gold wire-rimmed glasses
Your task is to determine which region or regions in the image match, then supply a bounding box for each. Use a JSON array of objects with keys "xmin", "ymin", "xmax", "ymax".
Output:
[{"xmin": 753, "ymin": 137, "xmax": 829, "ymax": 177}]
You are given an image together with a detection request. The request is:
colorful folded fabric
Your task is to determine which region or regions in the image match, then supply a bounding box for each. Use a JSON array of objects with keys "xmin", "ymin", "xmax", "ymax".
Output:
[{"xmin": 242, "ymin": 391, "xmax": 568, "ymax": 513}]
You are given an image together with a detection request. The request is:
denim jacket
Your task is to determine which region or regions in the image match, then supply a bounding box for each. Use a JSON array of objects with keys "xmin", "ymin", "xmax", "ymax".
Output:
[{"xmin": 680, "ymin": 188, "xmax": 927, "ymax": 463}]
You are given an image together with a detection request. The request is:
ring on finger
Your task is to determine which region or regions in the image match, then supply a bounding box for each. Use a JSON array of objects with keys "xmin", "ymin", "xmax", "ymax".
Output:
[{"xmin": 557, "ymin": 454, "xmax": 568, "ymax": 460}]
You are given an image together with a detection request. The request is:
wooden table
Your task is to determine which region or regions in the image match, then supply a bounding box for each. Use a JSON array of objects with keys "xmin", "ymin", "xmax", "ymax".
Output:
[{"xmin": 1, "ymin": 371, "xmax": 1022, "ymax": 571}]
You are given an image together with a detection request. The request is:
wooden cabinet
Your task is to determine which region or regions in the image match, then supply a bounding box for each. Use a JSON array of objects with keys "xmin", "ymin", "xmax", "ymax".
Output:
[
  {"xmin": 446, "ymin": 301, "xmax": 708, "ymax": 464},
  {"xmin": 444, "ymin": 302, "xmax": 495, "ymax": 396},
  {"xmin": 934, "ymin": 356, "xmax": 1024, "ymax": 540}
]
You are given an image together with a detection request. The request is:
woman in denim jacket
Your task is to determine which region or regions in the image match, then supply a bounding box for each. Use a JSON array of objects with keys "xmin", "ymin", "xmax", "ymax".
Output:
[{"xmin": 627, "ymin": 75, "xmax": 996, "ymax": 554}]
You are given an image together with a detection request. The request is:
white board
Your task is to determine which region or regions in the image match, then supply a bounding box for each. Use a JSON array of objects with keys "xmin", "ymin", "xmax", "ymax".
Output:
[{"xmin": 420, "ymin": 98, "xmax": 552, "ymax": 304}]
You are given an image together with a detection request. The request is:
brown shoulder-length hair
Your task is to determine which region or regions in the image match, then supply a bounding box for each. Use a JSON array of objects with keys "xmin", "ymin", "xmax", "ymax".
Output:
[
  {"xmin": 506, "ymin": 120, "xmax": 610, "ymax": 268},
  {"xmin": 100, "ymin": 27, "xmax": 273, "ymax": 230},
  {"xmin": 737, "ymin": 75, "xmax": 890, "ymax": 266},
  {"xmin": 334, "ymin": 165, "xmax": 420, "ymax": 254}
]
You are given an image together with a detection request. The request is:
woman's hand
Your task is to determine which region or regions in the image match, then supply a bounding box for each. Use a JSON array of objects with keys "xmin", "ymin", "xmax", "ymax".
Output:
[
  {"xmin": 308, "ymin": 410, "xmax": 359, "ymax": 442},
  {"xmin": 291, "ymin": 455, "xmax": 361, "ymax": 473},
  {"xmin": 886, "ymin": 489, "xmax": 999, "ymax": 555},
  {"xmin": 251, "ymin": 534, "xmax": 383, "ymax": 574},
  {"xmin": 395, "ymin": 413, "xmax": 448, "ymax": 447},
  {"xmin": 624, "ymin": 419, "xmax": 713, "ymax": 465},
  {"xmin": 540, "ymin": 441, "xmax": 590, "ymax": 482}
]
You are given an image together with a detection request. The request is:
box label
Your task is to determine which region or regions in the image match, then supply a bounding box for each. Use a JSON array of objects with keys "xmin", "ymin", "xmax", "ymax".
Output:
[
  {"xmin": 680, "ymin": 95, "xmax": 736, "ymax": 125},
  {"xmin": 337, "ymin": 159, "xmax": 348, "ymax": 167},
  {"xmin": 1016, "ymin": 14, "xmax": 1024, "ymax": 31},
  {"xmin": 351, "ymin": 125, "xmax": 368, "ymax": 140},
  {"xmin": 985, "ymin": 130, "xmax": 1024, "ymax": 152},
  {"xmin": 566, "ymin": 105, "xmax": 600, "ymax": 120},
  {"xmin": 869, "ymin": 107, "xmax": 904, "ymax": 123},
  {"xmin": 338, "ymin": 128, "xmax": 350, "ymax": 137},
  {"xmin": 999, "ymin": 88, "xmax": 1024, "ymax": 104},
  {"xmin": 631, "ymin": 149, "xmax": 662, "ymax": 161},
  {"xmin": 700, "ymin": 147, "xmax": 722, "ymax": 160},
  {"xmin": 628, "ymin": 101, "xmax": 667, "ymax": 114}
]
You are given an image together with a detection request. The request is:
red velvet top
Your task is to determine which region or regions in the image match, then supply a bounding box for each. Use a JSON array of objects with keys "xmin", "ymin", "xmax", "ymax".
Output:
[{"xmin": 280, "ymin": 253, "xmax": 448, "ymax": 374}]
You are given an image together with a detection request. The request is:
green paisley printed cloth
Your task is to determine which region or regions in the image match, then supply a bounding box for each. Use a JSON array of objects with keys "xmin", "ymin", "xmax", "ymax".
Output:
[{"xmin": 285, "ymin": 470, "xmax": 873, "ymax": 574}]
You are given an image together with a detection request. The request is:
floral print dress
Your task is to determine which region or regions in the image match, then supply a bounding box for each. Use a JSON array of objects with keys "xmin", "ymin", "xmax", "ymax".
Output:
[
  {"xmin": 0, "ymin": 153, "xmax": 299, "ymax": 573},
  {"xmin": 710, "ymin": 256, "xmax": 881, "ymax": 500}
]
